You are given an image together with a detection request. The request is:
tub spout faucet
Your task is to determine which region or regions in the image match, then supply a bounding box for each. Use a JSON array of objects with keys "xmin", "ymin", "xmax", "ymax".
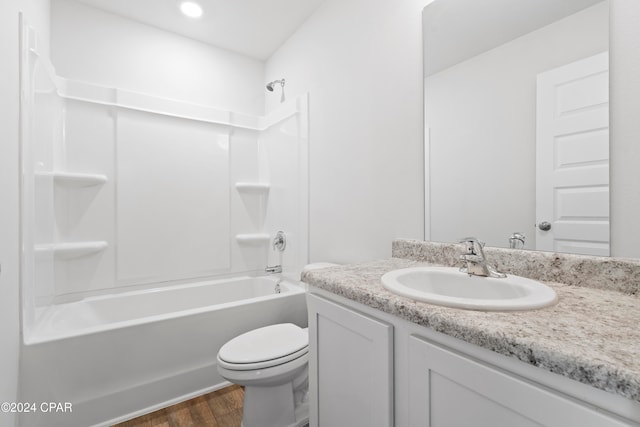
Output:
[
  {"xmin": 458, "ymin": 237, "xmax": 506, "ymax": 278},
  {"xmin": 265, "ymin": 265, "xmax": 282, "ymax": 274}
]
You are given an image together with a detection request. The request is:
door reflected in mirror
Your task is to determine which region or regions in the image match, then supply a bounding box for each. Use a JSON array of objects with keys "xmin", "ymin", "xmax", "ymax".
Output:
[{"xmin": 423, "ymin": 0, "xmax": 609, "ymax": 255}]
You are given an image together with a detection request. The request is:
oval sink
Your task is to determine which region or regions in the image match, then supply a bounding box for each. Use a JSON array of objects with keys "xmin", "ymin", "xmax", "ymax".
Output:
[{"xmin": 381, "ymin": 267, "xmax": 557, "ymax": 311}]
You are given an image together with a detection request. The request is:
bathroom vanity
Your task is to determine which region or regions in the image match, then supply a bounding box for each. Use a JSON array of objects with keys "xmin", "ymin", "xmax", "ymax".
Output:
[{"xmin": 302, "ymin": 240, "xmax": 640, "ymax": 427}]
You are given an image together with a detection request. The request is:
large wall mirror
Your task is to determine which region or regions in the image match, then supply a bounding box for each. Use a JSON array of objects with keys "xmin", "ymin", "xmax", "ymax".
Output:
[{"xmin": 423, "ymin": 0, "xmax": 610, "ymax": 256}]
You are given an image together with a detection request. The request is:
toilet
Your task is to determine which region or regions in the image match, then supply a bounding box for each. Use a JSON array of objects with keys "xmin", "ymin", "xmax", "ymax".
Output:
[
  {"xmin": 217, "ymin": 263, "xmax": 338, "ymax": 427},
  {"xmin": 217, "ymin": 323, "xmax": 310, "ymax": 427}
]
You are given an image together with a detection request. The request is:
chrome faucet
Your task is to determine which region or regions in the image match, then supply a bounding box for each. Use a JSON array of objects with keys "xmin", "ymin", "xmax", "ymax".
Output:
[
  {"xmin": 265, "ymin": 265, "xmax": 282, "ymax": 274},
  {"xmin": 509, "ymin": 232, "xmax": 526, "ymax": 249},
  {"xmin": 272, "ymin": 230, "xmax": 286, "ymax": 252},
  {"xmin": 459, "ymin": 237, "xmax": 506, "ymax": 278}
]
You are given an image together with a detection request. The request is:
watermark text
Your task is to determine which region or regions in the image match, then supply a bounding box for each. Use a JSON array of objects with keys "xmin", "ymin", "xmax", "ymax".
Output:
[{"xmin": 1, "ymin": 402, "xmax": 72, "ymax": 413}]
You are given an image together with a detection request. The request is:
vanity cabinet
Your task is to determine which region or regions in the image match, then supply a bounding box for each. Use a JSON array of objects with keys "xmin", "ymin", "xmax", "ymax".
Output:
[
  {"xmin": 408, "ymin": 335, "xmax": 628, "ymax": 427},
  {"xmin": 307, "ymin": 294, "xmax": 394, "ymax": 427},
  {"xmin": 307, "ymin": 291, "xmax": 638, "ymax": 427}
]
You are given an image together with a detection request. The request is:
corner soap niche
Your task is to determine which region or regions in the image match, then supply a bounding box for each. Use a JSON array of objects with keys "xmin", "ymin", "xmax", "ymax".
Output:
[
  {"xmin": 235, "ymin": 234, "xmax": 270, "ymax": 246},
  {"xmin": 37, "ymin": 170, "xmax": 109, "ymax": 260},
  {"xmin": 37, "ymin": 171, "xmax": 108, "ymax": 188},
  {"xmin": 235, "ymin": 182, "xmax": 270, "ymax": 194},
  {"xmin": 234, "ymin": 182, "xmax": 270, "ymax": 246},
  {"xmin": 35, "ymin": 241, "xmax": 108, "ymax": 260}
]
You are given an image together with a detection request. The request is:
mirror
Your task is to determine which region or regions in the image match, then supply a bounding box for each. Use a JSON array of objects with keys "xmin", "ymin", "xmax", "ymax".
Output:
[{"xmin": 423, "ymin": 0, "xmax": 610, "ymax": 256}]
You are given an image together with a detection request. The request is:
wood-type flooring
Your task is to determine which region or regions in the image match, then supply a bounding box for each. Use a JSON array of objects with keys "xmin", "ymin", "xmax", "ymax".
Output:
[{"xmin": 112, "ymin": 385, "xmax": 243, "ymax": 427}]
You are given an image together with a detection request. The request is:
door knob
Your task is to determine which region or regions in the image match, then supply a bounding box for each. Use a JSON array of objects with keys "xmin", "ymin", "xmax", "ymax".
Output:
[{"xmin": 538, "ymin": 221, "xmax": 552, "ymax": 231}]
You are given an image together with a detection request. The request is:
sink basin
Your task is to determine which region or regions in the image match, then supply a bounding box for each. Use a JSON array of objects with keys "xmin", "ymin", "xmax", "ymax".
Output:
[{"xmin": 381, "ymin": 267, "xmax": 557, "ymax": 311}]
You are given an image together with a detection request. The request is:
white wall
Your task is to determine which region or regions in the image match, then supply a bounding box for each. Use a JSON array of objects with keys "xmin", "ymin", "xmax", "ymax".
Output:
[
  {"xmin": 51, "ymin": 0, "xmax": 265, "ymax": 116},
  {"xmin": 0, "ymin": 5, "xmax": 22, "ymax": 423},
  {"xmin": 425, "ymin": 3, "xmax": 608, "ymax": 249},
  {"xmin": 265, "ymin": 0, "xmax": 429, "ymax": 263},
  {"xmin": 0, "ymin": 2, "xmax": 50, "ymax": 424},
  {"xmin": 610, "ymin": 0, "xmax": 640, "ymax": 258}
]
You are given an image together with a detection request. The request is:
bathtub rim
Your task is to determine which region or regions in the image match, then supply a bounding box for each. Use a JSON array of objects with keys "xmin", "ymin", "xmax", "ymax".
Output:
[{"xmin": 24, "ymin": 274, "xmax": 306, "ymax": 346}]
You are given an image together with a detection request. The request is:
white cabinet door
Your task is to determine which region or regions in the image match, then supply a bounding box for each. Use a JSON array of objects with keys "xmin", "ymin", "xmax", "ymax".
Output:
[
  {"xmin": 307, "ymin": 294, "xmax": 393, "ymax": 427},
  {"xmin": 408, "ymin": 334, "xmax": 629, "ymax": 427}
]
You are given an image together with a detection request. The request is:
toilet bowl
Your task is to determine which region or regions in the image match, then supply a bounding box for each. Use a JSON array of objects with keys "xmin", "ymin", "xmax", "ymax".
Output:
[{"xmin": 217, "ymin": 323, "xmax": 310, "ymax": 427}]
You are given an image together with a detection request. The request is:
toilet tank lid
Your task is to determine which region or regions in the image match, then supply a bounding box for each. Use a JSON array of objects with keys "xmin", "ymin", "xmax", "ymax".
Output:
[{"xmin": 218, "ymin": 323, "xmax": 308, "ymax": 365}]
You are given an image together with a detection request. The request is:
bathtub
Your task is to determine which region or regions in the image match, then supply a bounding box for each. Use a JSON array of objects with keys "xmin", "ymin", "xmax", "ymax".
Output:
[{"xmin": 19, "ymin": 275, "xmax": 308, "ymax": 427}]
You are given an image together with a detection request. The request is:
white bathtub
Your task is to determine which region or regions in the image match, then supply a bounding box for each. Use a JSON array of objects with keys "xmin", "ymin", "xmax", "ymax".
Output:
[{"xmin": 19, "ymin": 275, "xmax": 308, "ymax": 427}]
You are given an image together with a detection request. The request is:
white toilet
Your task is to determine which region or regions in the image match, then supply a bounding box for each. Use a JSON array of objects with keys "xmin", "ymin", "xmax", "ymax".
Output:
[{"xmin": 217, "ymin": 323, "xmax": 310, "ymax": 427}]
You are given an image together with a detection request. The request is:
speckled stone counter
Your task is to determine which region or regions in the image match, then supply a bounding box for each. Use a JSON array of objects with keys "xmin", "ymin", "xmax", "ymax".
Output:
[{"xmin": 301, "ymin": 240, "xmax": 640, "ymax": 403}]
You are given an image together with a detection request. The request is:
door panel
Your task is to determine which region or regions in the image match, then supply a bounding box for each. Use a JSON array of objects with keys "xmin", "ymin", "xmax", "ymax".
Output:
[{"xmin": 536, "ymin": 52, "xmax": 609, "ymax": 255}]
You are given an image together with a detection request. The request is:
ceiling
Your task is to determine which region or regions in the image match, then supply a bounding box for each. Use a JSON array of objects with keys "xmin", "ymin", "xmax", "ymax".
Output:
[{"xmin": 74, "ymin": 0, "xmax": 326, "ymax": 60}]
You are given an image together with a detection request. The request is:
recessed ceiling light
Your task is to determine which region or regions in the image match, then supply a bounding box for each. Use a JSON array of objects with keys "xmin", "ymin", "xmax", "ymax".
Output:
[{"xmin": 180, "ymin": 1, "xmax": 203, "ymax": 18}]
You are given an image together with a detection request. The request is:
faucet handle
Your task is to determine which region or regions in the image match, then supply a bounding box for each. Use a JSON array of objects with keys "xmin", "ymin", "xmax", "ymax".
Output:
[
  {"xmin": 458, "ymin": 237, "xmax": 484, "ymax": 255},
  {"xmin": 272, "ymin": 230, "xmax": 286, "ymax": 252},
  {"xmin": 458, "ymin": 237, "xmax": 484, "ymax": 246}
]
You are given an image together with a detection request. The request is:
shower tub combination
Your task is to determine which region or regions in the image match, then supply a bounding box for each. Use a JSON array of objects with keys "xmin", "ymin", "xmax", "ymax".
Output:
[
  {"xmin": 19, "ymin": 20, "xmax": 311, "ymax": 427},
  {"xmin": 20, "ymin": 275, "xmax": 307, "ymax": 427}
]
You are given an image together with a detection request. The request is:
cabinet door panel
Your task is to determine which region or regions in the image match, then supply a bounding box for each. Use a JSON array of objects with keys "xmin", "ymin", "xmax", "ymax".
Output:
[
  {"xmin": 429, "ymin": 371, "xmax": 540, "ymax": 426},
  {"xmin": 308, "ymin": 294, "xmax": 393, "ymax": 427},
  {"xmin": 408, "ymin": 335, "xmax": 629, "ymax": 427}
]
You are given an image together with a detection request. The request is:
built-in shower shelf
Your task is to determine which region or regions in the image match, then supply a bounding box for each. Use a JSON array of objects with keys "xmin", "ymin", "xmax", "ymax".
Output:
[
  {"xmin": 235, "ymin": 234, "xmax": 270, "ymax": 245},
  {"xmin": 35, "ymin": 241, "xmax": 108, "ymax": 259},
  {"xmin": 235, "ymin": 182, "xmax": 270, "ymax": 194},
  {"xmin": 36, "ymin": 171, "xmax": 108, "ymax": 187}
]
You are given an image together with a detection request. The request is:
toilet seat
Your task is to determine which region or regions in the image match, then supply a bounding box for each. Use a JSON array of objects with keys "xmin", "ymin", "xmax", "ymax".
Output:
[{"xmin": 218, "ymin": 323, "xmax": 309, "ymax": 371}]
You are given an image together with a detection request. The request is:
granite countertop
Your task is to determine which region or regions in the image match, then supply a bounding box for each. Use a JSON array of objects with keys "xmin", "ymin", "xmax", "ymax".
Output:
[{"xmin": 302, "ymin": 255, "xmax": 640, "ymax": 403}]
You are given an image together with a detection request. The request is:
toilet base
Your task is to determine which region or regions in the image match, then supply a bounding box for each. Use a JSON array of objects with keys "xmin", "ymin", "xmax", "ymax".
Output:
[{"xmin": 240, "ymin": 381, "xmax": 309, "ymax": 427}]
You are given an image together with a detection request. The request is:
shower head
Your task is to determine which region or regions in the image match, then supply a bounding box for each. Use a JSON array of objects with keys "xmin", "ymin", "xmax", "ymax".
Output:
[
  {"xmin": 266, "ymin": 79, "xmax": 285, "ymax": 92},
  {"xmin": 266, "ymin": 78, "xmax": 286, "ymax": 103}
]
